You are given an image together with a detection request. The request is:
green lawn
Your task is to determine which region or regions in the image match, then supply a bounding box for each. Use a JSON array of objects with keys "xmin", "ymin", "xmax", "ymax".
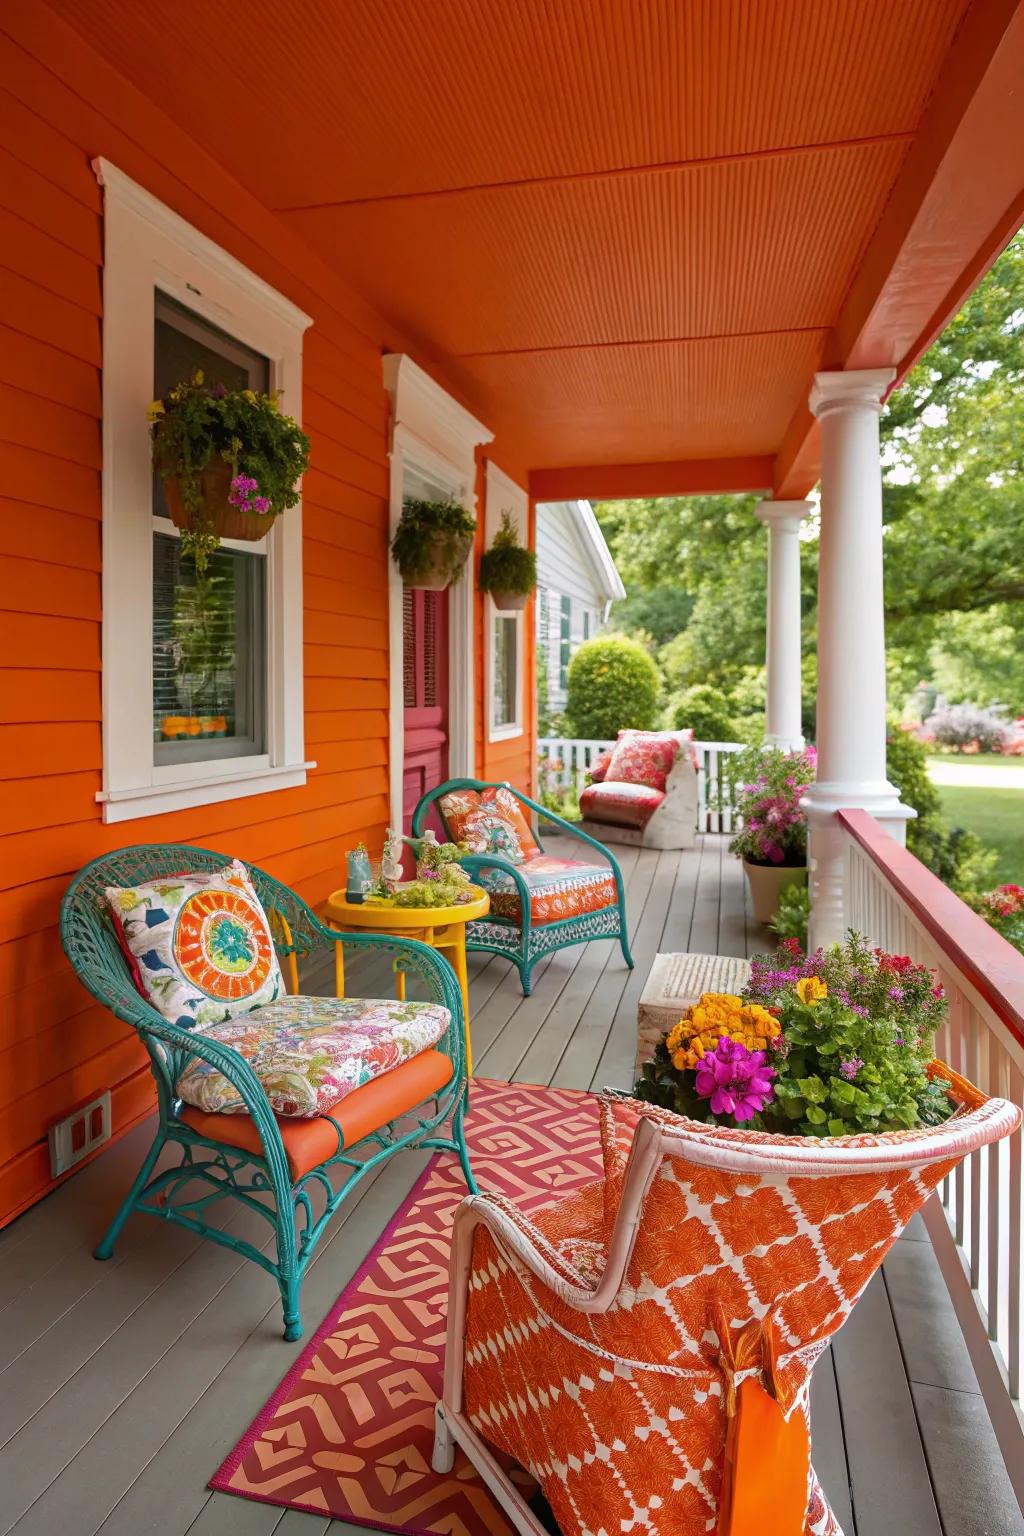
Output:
[
  {"xmin": 929, "ymin": 753, "xmax": 1024, "ymax": 772},
  {"xmin": 933, "ymin": 783, "xmax": 1024, "ymax": 885}
]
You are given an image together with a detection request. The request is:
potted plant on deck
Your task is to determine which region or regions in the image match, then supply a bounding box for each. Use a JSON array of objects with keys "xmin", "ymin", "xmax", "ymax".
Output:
[
  {"xmin": 391, "ymin": 497, "xmax": 476, "ymax": 590},
  {"xmin": 729, "ymin": 743, "xmax": 815, "ymax": 924},
  {"xmin": 150, "ymin": 371, "xmax": 310, "ymax": 570},
  {"xmin": 478, "ymin": 509, "xmax": 537, "ymax": 610}
]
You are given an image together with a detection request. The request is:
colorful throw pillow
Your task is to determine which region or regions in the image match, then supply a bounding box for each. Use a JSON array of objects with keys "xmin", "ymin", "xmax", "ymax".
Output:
[
  {"xmin": 439, "ymin": 785, "xmax": 539, "ymax": 863},
  {"xmin": 105, "ymin": 861, "xmax": 284, "ymax": 1029},
  {"xmin": 606, "ymin": 730, "xmax": 681, "ymax": 793},
  {"xmin": 176, "ymin": 994, "xmax": 451, "ymax": 1117}
]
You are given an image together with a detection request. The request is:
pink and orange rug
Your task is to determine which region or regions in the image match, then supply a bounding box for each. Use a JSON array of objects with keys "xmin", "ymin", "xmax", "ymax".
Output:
[{"xmin": 212, "ymin": 1078, "xmax": 603, "ymax": 1534}]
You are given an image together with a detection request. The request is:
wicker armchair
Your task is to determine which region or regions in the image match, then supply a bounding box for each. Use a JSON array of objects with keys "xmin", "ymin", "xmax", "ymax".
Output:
[
  {"xmin": 61, "ymin": 843, "xmax": 475, "ymax": 1341},
  {"xmin": 412, "ymin": 779, "xmax": 633, "ymax": 996}
]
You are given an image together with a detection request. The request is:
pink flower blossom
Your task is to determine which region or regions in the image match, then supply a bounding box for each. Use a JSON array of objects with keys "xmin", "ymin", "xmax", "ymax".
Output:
[{"xmin": 694, "ymin": 1037, "xmax": 775, "ymax": 1122}]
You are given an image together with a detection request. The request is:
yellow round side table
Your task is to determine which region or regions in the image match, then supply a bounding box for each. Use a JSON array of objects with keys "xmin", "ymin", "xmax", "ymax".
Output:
[{"xmin": 323, "ymin": 886, "xmax": 490, "ymax": 1075}]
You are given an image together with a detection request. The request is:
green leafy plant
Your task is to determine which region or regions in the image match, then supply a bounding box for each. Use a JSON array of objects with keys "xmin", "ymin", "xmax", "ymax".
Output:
[
  {"xmin": 565, "ymin": 634, "xmax": 661, "ymax": 737},
  {"xmin": 770, "ymin": 882, "xmax": 809, "ymax": 950},
  {"xmin": 150, "ymin": 372, "xmax": 309, "ymax": 569},
  {"xmin": 886, "ymin": 725, "xmax": 999, "ymax": 896},
  {"xmin": 391, "ymin": 498, "xmax": 476, "ymax": 586},
  {"xmin": 478, "ymin": 510, "xmax": 536, "ymax": 597}
]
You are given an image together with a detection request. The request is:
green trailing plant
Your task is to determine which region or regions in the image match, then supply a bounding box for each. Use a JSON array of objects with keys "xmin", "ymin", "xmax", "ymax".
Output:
[
  {"xmin": 150, "ymin": 372, "xmax": 309, "ymax": 570},
  {"xmin": 565, "ymin": 633, "xmax": 661, "ymax": 737},
  {"xmin": 478, "ymin": 510, "xmax": 537, "ymax": 597},
  {"xmin": 391, "ymin": 498, "xmax": 476, "ymax": 586}
]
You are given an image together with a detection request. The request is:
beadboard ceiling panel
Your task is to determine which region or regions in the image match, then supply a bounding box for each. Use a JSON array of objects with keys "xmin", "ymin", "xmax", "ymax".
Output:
[
  {"xmin": 451, "ymin": 329, "xmax": 829, "ymax": 468},
  {"xmin": 51, "ymin": 0, "xmax": 1018, "ymax": 484},
  {"xmin": 286, "ymin": 139, "xmax": 908, "ymax": 358},
  {"xmin": 57, "ymin": 0, "xmax": 966, "ymax": 209}
]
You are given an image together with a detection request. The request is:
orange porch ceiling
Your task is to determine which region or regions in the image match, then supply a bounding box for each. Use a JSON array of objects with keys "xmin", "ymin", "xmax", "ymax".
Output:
[{"xmin": 53, "ymin": 0, "xmax": 1024, "ymax": 496}]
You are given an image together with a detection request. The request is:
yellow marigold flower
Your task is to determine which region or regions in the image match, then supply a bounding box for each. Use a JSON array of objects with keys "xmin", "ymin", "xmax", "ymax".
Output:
[
  {"xmin": 701, "ymin": 993, "xmax": 744, "ymax": 1011},
  {"xmin": 671, "ymin": 1049, "xmax": 691, "ymax": 1071},
  {"xmin": 147, "ymin": 400, "xmax": 165, "ymax": 422},
  {"xmin": 796, "ymin": 976, "xmax": 828, "ymax": 1004},
  {"xmin": 242, "ymin": 389, "xmax": 258, "ymax": 404},
  {"xmin": 665, "ymin": 1021, "xmax": 687, "ymax": 1054}
]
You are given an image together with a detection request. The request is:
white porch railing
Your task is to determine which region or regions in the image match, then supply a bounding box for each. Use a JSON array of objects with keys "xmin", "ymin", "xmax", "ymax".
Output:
[
  {"xmin": 537, "ymin": 735, "xmax": 746, "ymax": 833},
  {"xmin": 839, "ymin": 808, "xmax": 1024, "ymax": 1497}
]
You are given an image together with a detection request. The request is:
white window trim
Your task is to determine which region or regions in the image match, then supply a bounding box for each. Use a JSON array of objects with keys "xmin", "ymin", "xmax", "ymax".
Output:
[
  {"xmin": 484, "ymin": 461, "xmax": 529, "ymax": 743},
  {"xmin": 93, "ymin": 160, "xmax": 314, "ymax": 823},
  {"xmin": 382, "ymin": 355, "xmax": 492, "ymax": 829}
]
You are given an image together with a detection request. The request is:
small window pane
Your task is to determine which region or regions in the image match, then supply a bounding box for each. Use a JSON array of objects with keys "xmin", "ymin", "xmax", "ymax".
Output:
[
  {"xmin": 492, "ymin": 614, "xmax": 518, "ymax": 730},
  {"xmin": 153, "ymin": 536, "xmax": 266, "ymax": 763}
]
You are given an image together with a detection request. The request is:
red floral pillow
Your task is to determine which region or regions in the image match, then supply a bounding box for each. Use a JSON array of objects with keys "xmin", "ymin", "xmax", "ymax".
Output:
[
  {"xmin": 606, "ymin": 730, "xmax": 681, "ymax": 793},
  {"xmin": 439, "ymin": 785, "xmax": 539, "ymax": 863}
]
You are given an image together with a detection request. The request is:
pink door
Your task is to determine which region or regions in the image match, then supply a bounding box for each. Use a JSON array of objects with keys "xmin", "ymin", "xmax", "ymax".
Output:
[{"xmin": 402, "ymin": 588, "xmax": 449, "ymax": 857}]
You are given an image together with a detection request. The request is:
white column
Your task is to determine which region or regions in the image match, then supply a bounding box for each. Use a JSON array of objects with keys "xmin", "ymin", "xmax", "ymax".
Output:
[
  {"xmin": 804, "ymin": 369, "xmax": 914, "ymax": 949},
  {"xmin": 755, "ymin": 500, "xmax": 811, "ymax": 751}
]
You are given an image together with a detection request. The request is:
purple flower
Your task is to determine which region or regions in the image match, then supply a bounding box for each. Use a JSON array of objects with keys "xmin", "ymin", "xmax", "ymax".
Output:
[
  {"xmin": 888, "ymin": 984, "xmax": 905, "ymax": 1001},
  {"xmin": 694, "ymin": 1037, "xmax": 775, "ymax": 1123},
  {"xmin": 839, "ymin": 1057, "xmax": 863, "ymax": 1080},
  {"xmin": 252, "ymin": 496, "xmax": 271, "ymax": 514}
]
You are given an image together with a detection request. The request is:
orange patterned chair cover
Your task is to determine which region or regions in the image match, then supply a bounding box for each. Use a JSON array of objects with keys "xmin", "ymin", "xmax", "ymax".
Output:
[{"xmin": 438, "ymin": 1066, "xmax": 1019, "ymax": 1536}]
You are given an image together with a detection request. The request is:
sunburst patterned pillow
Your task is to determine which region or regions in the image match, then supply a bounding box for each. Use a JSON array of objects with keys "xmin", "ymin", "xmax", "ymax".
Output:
[{"xmin": 105, "ymin": 860, "xmax": 284, "ymax": 1030}]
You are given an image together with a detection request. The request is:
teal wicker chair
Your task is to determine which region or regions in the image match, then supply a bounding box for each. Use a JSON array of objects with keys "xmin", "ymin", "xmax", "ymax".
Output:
[
  {"xmin": 412, "ymin": 780, "xmax": 633, "ymax": 996},
  {"xmin": 60, "ymin": 844, "xmax": 475, "ymax": 1341}
]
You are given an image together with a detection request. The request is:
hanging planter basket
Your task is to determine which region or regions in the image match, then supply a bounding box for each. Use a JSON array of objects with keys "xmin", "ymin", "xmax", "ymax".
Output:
[
  {"xmin": 163, "ymin": 462, "xmax": 279, "ymax": 545},
  {"xmin": 401, "ymin": 528, "xmax": 475, "ymax": 591},
  {"xmin": 488, "ymin": 588, "xmax": 531, "ymax": 611}
]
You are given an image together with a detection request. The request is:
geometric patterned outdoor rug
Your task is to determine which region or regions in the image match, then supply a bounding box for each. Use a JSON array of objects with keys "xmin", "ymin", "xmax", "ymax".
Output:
[{"xmin": 211, "ymin": 1078, "xmax": 604, "ymax": 1533}]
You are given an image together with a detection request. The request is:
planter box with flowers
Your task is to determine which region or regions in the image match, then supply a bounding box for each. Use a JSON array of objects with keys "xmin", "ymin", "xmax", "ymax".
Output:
[
  {"xmin": 728, "ymin": 744, "xmax": 816, "ymax": 924},
  {"xmin": 391, "ymin": 497, "xmax": 476, "ymax": 591},
  {"xmin": 150, "ymin": 371, "xmax": 310, "ymax": 570}
]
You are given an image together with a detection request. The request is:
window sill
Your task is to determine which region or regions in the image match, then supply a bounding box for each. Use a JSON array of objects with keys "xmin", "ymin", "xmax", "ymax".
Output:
[
  {"xmin": 97, "ymin": 760, "xmax": 316, "ymax": 824},
  {"xmin": 488, "ymin": 723, "xmax": 524, "ymax": 743}
]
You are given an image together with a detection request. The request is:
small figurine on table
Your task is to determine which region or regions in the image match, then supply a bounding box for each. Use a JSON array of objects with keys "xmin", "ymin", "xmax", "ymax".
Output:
[{"xmin": 381, "ymin": 827, "xmax": 404, "ymax": 892}]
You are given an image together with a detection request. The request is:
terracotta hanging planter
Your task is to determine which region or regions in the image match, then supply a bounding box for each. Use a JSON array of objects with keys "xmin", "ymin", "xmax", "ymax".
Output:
[
  {"xmin": 164, "ymin": 462, "xmax": 279, "ymax": 545},
  {"xmin": 489, "ymin": 589, "xmax": 530, "ymax": 611},
  {"xmin": 742, "ymin": 859, "xmax": 807, "ymax": 925},
  {"xmin": 401, "ymin": 529, "xmax": 475, "ymax": 591}
]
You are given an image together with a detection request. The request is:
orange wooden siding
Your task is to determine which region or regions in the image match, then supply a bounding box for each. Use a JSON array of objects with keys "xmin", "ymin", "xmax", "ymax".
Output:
[{"xmin": 0, "ymin": 5, "xmax": 532, "ymax": 1226}]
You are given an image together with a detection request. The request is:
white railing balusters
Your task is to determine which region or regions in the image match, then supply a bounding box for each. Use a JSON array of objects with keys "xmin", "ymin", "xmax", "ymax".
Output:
[
  {"xmin": 841, "ymin": 813, "xmax": 1024, "ymax": 1476},
  {"xmin": 537, "ymin": 736, "xmax": 745, "ymax": 833}
]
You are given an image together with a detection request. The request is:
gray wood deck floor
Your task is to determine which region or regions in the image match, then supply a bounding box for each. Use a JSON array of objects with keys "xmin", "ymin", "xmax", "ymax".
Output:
[{"xmin": 1, "ymin": 834, "xmax": 1020, "ymax": 1536}]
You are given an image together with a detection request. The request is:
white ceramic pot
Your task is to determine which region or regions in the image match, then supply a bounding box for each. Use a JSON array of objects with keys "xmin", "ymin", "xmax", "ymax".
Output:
[{"xmin": 742, "ymin": 859, "xmax": 807, "ymax": 926}]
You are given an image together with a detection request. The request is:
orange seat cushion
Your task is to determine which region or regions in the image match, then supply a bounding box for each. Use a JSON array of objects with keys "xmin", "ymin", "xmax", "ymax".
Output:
[{"xmin": 177, "ymin": 1049, "xmax": 455, "ymax": 1180}]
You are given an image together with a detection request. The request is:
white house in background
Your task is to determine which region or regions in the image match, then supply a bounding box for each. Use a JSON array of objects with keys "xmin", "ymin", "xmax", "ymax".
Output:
[{"xmin": 535, "ymin": 500, "xmax": 626, "ymax": 714}]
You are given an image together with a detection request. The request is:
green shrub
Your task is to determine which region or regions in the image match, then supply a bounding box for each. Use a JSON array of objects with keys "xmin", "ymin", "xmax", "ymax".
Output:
[
  {"xmin": 886, "ymin": 725, "xmax": 998, "ymax": 897},
  {"xmin": 565, "ymin": 634, "xmax": 661, "ymax": 738},
  {"xmin": 666, "ymin": 684, "xmax": 740, "ymax": 742}
]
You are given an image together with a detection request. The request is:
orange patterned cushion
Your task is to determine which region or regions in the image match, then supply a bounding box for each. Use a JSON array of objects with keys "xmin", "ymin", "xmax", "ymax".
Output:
[
  {"xmin": 440, "ymin": 786, "xmax": 540, "ymax": 863},
  {"xmin": 606, "ymin": 729, "xmax": 681, "ymax": 792},
  {"xmin": 478, "ymin": 854, "xmax": 617, "ymax": 925}
]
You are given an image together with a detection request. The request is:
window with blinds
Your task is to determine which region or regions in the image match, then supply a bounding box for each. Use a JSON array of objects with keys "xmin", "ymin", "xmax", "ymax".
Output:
[{"xmin": 152, "ymin": 297, "xmax": 270, "ymax": 766}]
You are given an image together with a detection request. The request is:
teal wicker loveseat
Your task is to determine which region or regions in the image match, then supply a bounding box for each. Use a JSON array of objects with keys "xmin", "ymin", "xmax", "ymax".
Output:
[
  {"xmin": 412, "ymin": 780, "xmax": 633, "ymax": 995},
  {"xmin": 60, "ymin": 844, "xmax": 475, "ymax": 1341}
]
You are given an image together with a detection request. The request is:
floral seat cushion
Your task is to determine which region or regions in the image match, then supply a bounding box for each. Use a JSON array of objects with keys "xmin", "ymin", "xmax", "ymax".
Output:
[
  {"xmin": 478, "ymin": 854, "xmax": 617, "ymax": 926},
  {"xmin": 176, "ymin": 994, "xmax": 451, "ymax": 1117},
  {"xmin": 439, "ymin": 786, "xmax": 539, "ymax": 863},
  {"xmin": 579, "ymin": 779, "xmax": 665, "ymax": 829},
  {"xmin": 105, "ymin": 860, "xmax": 285, "ymax": 1028}
]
